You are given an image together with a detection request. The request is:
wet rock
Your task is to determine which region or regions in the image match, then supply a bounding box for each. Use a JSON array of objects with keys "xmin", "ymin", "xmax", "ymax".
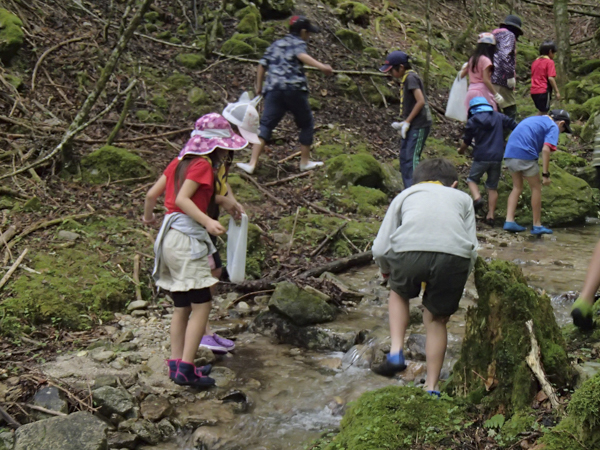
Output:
[
  {"xmin": 193, "ymin": 426, "xmax": 228, "ymax": 449},
  {"xmin": 156, "ymin": 418, "xmax": 176, "ymax": 439},
  {"xmin": 402, "ymin": 361, "xmax": 427, "ymax": 383},
  {"xmin": 268, "ymin": 281, "xmax": 337, "ymax": 326},
  {"xmin": 220, "ymin": 390, "xmax": 252, "ymax": 413},
  {"xmin": 194, "ymin": 346, "xmax": 217, "ymax": 366},
  {"xmin": 326, "ymin": 396, "xmax": 346, "ymax": 416},
  {"xmin": 107, "ymin": 431, "xmax": 139, "ymax": 449},
  {"xmin": 94, "ymin": 374, "xmax": 119, "ymax": 388},
  {"xmin": 118, "ymin": 419, "xmax": 160, "ymax": 445},
  {"xmin": 252, "ymin": 311, "xmax": 365, "ymax": 352},
  {"xmin": 93, "ymin": 386, "xmax": 136, "ymax": 419},
  {"xmin": 140, "ymin": 394, "xmax": 173, "ymax": 422},
  {"xmin": 409, "ymin": 305, "xmax": 424, "ymax": 326},
  {"xmin": 176, "ymin": 399, "xmax": 235, "ymax": 427},
  {"xmin": 93, "ymin": 350, "xmax": 116, "ymax": 363},
  {"xmin": 406, "ymin": 334, "xmax": 426, "ymax": 361},
  {"xmin": 0, "ymin": 431, "xmax": 14, "ymax": 450},
  {"xmin": 574, "ymin": 361, "xmax": 600, "ymax": 387},
  {"xmin": 127, "ymin": 300, "xmax": 148, "ymax": 311},
  {"xmin": 318, "ymin": 357, "xmax": 343, "ymax": 370},
  {"xmin": 210, "ymin": 366, "xmax": 237, "ymax": 388},
  {"xmin": 32, "ymin": 386, "xmax": 68, "ymax": 418},
  {"xmin": 57, "ymin": 230, "xmax": 80, "ymax": 241},
  {"xmin": 14, "ymin": 411, "xmax": 108, "ymax": 450}
]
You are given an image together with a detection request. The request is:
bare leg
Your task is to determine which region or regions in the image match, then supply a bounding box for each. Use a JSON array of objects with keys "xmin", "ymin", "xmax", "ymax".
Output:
[
  {"xmin": 525, "ymin": 174, "xmax": 542, "ymax": 226},
  {"xmin": 467, "ymin": 181, "xmax": 481, "ymax": 202},
  {"xmin": 389, "ymin": 290, "xmax": 410, "ymax": 355},
  {"xmin": 249, "ymin": 139, "xmax": 265, "ymax": 167},
  {"xmin": 205, "ymin": 268, "xmax": 222, "ymax": 336},
  {"xmin": 170, "ymin": 306, "xmax": 191, "ymax": 360},
  {"xmin": 299, "ymin": 144, "xmax": 312, "ymax": 167},
  {"xmin": 423, "ymin": 308, "xmax": 449, "ymax": 392},
  {"xmin": 182, "ymin": 301, "xmax": 212, "ymax": 364},
  {"xmin": 580, "ymin": 240, "xmax": 600, "ymax": 304},
  {"xmin": 487, "ymin": 189, "xmax": 498, "ymax": 219},
  {"xmin": 506, "ymin": 172, "xmax": 524, "ymax": 222}
]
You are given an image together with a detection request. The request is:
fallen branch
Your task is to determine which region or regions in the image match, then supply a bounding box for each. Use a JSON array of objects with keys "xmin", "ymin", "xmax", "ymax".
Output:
[
  {"xmin": 32, "ymin": 36, "xmax": 88, "ymax": 91},
  {"xmin": 520, "ymin": 0, "xmax": 600, "ymax": 17},
  {"xmin": 370, "ymin": 77, "xmax": 388, "ymax": 108},
  {"xmin": 11, "ymin": 402, "xmax": 67, "ymax": 417},
  {"xmin": 0, "ymin": 405, "xmax": 20, "ymax": 428},
  {"xmin": 299, "ymin": 250, "xmax": 373, "ymax": 279},
  {"xmin": 78, "ymin": 127, "xmax": 192, "ymax": 144},
  {"xmin": 0, "ymin": 225, "xmax": 17, "ymax": 245},
  {"xmin": 525, "ymin": 320, "xmax": 561, "ymax": 409},
  {"xmin": 310, "ymin": 222, "xmax": 347, "ymax": 257},
  {"xmin": 0, "ymin": 248, "xmax": 28, "ymax": 291},
  {"xmin": 238, "ymin": 172, "xmax": 287, "ymax": 207},
  {"xmin": 264, "ymin": 171, "xmax": 311, "ymax": 187},
  {"xmin": 277, "ymin": 151, "xmax": 302, "ymax": 164},
  {"xmin": 301, "ymin": 198, "xmax": 352, "ymax": 221},
  {"xmin": 0, "ymin": 187, "xmax": 29, "ymax": 199},
  {"xmin": 133, "ymin": 254, "xmax": 142, "ymax": 301}
]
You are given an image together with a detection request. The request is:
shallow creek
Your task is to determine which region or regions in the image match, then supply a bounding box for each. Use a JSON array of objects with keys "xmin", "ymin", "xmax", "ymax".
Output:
[{"xmin": 55, "ymin": 224, "xmax": 598, "ymax": 450}]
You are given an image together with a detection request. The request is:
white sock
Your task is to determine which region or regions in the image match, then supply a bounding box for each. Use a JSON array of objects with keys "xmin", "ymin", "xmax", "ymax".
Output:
[
  {"xmin": 236, "ymin": 162, "xmax": 255, "ymax": 174},
  {"xmin": 300, "ymin": 160, "xmax": 324, "ymax": 172}
]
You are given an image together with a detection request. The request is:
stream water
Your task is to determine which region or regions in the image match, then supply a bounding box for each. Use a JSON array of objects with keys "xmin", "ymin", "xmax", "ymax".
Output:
[{"xmin": 141, "ymin": 224, "xmax": 600, "ymax": 450}]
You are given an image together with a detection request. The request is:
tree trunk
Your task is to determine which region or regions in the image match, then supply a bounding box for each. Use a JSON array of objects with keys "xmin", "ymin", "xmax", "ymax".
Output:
[{"xmin": 554, "ymin": 0, "xmax": 571, "ymax": 87}]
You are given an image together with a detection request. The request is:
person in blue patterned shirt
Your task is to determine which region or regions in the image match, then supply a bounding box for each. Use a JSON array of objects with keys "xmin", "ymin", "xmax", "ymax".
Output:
[{"xmin": 236, "ymin": 16, "xmax": 333, "ymax": 174}]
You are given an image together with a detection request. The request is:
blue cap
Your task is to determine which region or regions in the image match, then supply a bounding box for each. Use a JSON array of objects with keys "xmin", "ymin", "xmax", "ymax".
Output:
[
  {"xmin": 469, "ymin": 97, "xmax": 494, "ymax": 115},
  {"xmin": 380, "ymin": 51, "xmax": 410, "ymax": 72}
]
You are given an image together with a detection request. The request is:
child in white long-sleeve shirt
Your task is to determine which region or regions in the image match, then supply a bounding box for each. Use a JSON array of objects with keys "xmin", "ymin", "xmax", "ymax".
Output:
[{"xmin": 371, "ymin": 158, "xmax": 478, "ymax": 395}]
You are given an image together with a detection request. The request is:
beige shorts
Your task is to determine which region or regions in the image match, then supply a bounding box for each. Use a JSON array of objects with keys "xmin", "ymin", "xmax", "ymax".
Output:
[
  {"xmin": 504, "ymin": 158, "xmax": 539, "ymax": 178},
  {"xmin": 155, "ymin": 229, "xmax": 219, "ymax": 292},
  {"xmin": 493, "ymin": 84, "xmax": 516, "ymax": 107}
]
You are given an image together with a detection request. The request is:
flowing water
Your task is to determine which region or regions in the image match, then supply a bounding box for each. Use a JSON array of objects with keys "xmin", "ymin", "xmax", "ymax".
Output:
[{"xmin": 148, "ymin": 224, "xmax": 600, "ymax": 450}]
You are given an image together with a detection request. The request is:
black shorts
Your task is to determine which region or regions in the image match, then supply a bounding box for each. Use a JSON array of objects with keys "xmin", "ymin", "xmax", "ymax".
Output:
[
  {"xmin": 171, "ymin": 288, "xmax": 212, "ymax": 308},
  {"xmin": 531, "ymin": 92, "xmax": 551, "ymax": 113},
  {"xmin": 385, "ymin": 251, "xmax": 471, "ymax": 317}
]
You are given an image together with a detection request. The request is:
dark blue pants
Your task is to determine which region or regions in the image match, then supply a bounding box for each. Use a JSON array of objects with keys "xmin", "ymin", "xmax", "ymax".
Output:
[
  {"xmin": 259, "ymin": 90, "xmax": 314, "ymax": 146},
  {"xmin": 400, "ymin": 126, "xmax": 430, "ymax": 189}
]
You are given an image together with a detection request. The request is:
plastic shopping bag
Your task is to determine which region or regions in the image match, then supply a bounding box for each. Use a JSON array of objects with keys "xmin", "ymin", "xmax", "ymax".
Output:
[
  {"xmin": 227, "ymin": 213, "xmax": 248, "ymax": 284},
  {"xmin": 445, "ymin": 71, "xmax": 468, "ymax": 122}
]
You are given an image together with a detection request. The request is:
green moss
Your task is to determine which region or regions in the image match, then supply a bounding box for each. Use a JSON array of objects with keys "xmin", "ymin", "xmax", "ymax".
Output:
[
  {"xmin": 577, "ymin": 59, "xmax": 600, "ymax": 75},
  {"xmin": 334, "ymin": 29, "xmax": 364, "ymax": 51},
  {"xmin": 81, "ymin": 146, "xmax": 153, "ymax": 184},
  {"xmin": 447, "ymin": 259, "xmax": 574, "ymax": 415},
  {"xmin": 22, "ymin": 197, "xmax": 41, "ymax": 212},
  {"xmin": 362, "ymin": 46, "xmax": 380, "ymax": 58},
  {"xmin": 227, "ymin": 174, "xmax": 263, "ymax": 203},
  {"xmin": 175, "ymin": 53, "xmax": 206, "ymax": 69},
  {"xmin": 576, "ymin": 96, "xmax": 600, "ymax": 121},
  {"xmin": 234, "ymin": 5, "xmax": 260, "ymax": 19},
  {"xmin": 156, "ymin": 30, "xmax": 171, "ymax": 40},
  {"xmin": 187, "ymin": 87, "xmax": 209, "ymax": 105},
  {"xmin": 262, "ymin": 26, "xmax": 276, "ymax": 41},
  {"xmin": 4, "ymin": 73, "xmax": 22, "ymax": 90},
  {"xmin": 309, "ymin": 97, "xmax": 322, "ymax": 110},
  {"xmin": 552, "ymin": 150, "xmax": 587, "ymax": 171},
  {"xmin": 325, "ymin": 386, "xmax": 465, "ymax": 449},
  {"xmin": 151, "ymin": 94, "xmax": 168, "ymax": 110},
  {"xmin": 144, "ymin": 11, "xmax": 160, "ymax": 23},
  {"xmin": 364, "ymin": 79, "xmax": 396, "ymax": 106},
  {"xmin": 165, "ymin": 73, "xmax": 192, "ymax": 90},
  {"xmin": 343, "ymin": 221, "xmax": 379, "ymax": 248},
  {"xmin": 249, "ymin": 37, "xmax": 270, "ymax": 52},
  {"xmin": 326, "ymin": 153, "xmax": 385, "ymax": 189},
  {"xmin": 515, "ymin": 43, "xmax": 538, "ymax": 79},
  {"xmin": 0, "ymin": 8, "xmax": 24, "ymax": 64},
  {"xmin": 334, "ymin": 74, "xmax": 359, "ymax": 98},
  {"xmin": 170, "ymin": 37, "xmax": 182, "ymax": 44},
  {"xmin": 425, "ymin": 137, "xmax": 468, "ymax": 166},
  {"xmin": 315, "ymin": 144, "xmax": 345, "ymax": 159},
  {"xmin": 335, "ymin": 2, "xmax": 371, "ymax": 26},
  {"xmin": 581, "ymin": 113, "xmax": 600, "ymax": 143},
  {"xmin": 221, "ymin": 38, "xmax": 255, "ymax": 56},
  {"xmin": 347, "ymin": 185, "xmax": 387, "ymax": 215},
  {"xmin": 237, "ymin": 13, "xmax": 261, "ymax": 34},
  {"xmin": 135, "ymin": 109, "xmax": 165, "ymax": 123},
  {"xmin": 501, "ymin": 411, "xmax": 536, "ymax": 444}
]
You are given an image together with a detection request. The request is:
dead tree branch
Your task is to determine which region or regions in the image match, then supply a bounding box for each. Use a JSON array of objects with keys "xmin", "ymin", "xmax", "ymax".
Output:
[{"xmin": 32, "ymin": 36, "xmax": 88, "ymax": 91}]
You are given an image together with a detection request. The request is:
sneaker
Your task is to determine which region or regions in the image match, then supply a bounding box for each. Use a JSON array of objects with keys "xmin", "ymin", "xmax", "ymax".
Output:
[
  {"xmin": 212, "ymin": 334, "xmax": 235, "ymax": 351},
  {"xmin": 236, "ymin": 162, "xmax": 255, "ymax": 174},
  {"xmin": 427, "ymin": 390, "xmax": 441, "ymax": 398},
  {"xmin": 199, "ymin": 335, "xmax": 228, "ymax": 354},
  {"xmin": 571, "ymin": 297, "xmax": 594, "ymax": 331},
  {"xmin": 166, "ymin": 359, "xmax": 211, "ymax": 379},
  {"xmin": 173, "ymin": 361, "xmax": 215, "ymax": 388},
  {"xmin": 503, "ymin": 221, "xmax": 526, "ymax": 232},
  {"xmin": 473, "ymin": 198, "xmax": 484, "ymax": 212},
  {"xmin": 371, "ymin": 351, "xmax": 407, "ymax": 377},
  {"xmin": 299, "ymin": 161, "xmax": 324, "ymax": 172},
  {"xmin": 531, "ymin": 225, "xmax": 553, "ymax": 235}
]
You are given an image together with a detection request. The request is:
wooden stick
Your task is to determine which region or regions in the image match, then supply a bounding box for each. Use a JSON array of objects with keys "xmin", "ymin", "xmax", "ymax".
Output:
[
  {"xmin": 14, "ymin": 402, "xmax": 67, "ymax": 417},
  {"xmin": 370, "ymin": 77, "xmax": 388, "ymax": 108},
  {"xmin": 0, "ymin": 226, "xmax": 17, "ymax": 244},
  {"xmin": 341, "ymin": 231, "xmax": 361, "ymax": 253},
  {"xmin": 0, "ymin": 187, "xmax": 28, "ymax": 199},
  {"xmin": 32, "ymin": 37, "xmax": 87, "ymax": 90},
  {"xmin": 525, "ymin": 320, "xmax": 561, "ymax": 409},
  {"xmin": 0, "ymin": 405, "xmax": 21, "ymax": 428},
  {"xmin": 133, "ymin": 254, "xmax": 142, "ymax": 301},
  {"xmin": 264, "ymin": 171, "xmax": 311, "ymax": 187},
  {"xmin": 311, "ymin": 222, "xmax": 347, "ymax": 257},
  {"xmin": 226, "ymin": 289, "xmax": 275, "ymax": 309},
  {"xmin": 299, "ymin": 251, "xmax": 373, "ymax": 279},
  {"xmin": 238, "ymin": 172, "xmax": 287, "ymax": 207},
  {"xmin": 287, "ymin": 206, "xmax": 301, "ymax": 256},
  {"xmin": 0, "ymin": 248, "xmax": 28, "ymax": 291},
  {"xmin": 277, "ymin": 151, "xmax": 302, "ymax": 164},
  {"xmin": 301, "ymin": 198, "xmax": 351, "ymax": 221}
]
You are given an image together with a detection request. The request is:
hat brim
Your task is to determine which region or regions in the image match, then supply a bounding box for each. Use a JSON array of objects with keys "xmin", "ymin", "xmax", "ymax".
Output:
[
  {"xmin": 307, "ymin": 24, "xmax": 320, "ymax": 33},
  {"xmin": 379, "ymin": 64, "xmax": 393, "ymax": 73},
  {"xmin": 178, "ymin": 135, "xmax": 249, "ymax": 159},
  {"xmin": 564, "ymin": 122, "xmax": 572, "ymax": 134},
  {"xmin": 238, "ymin": 127, "xmax": 261, "ymax": 145},
  {"xmin": 501, "ymin": 22, "xmax": 523, "ymax": 35}
]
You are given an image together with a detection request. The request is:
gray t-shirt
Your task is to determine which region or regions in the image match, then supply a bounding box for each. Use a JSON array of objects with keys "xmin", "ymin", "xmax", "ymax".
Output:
[{"xmin": 401, "ymin": 72, "xmax": 432, "ymax": 129}]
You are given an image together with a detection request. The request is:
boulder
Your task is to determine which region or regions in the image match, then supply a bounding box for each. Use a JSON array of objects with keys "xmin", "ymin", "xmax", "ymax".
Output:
[
  {"xmin": 335, "ymin": 2, "xmax": 371, "ymax": 26},
  {"xmin": 0, "ymin": 9, "xmax": 24, "ymax": 64},
  {"xmin": 268, "ymin": 281, "xmax": 337, "ymax": 326},
  {"xmin": 81, "ymin": 146, "xmax": 153, "ymax": 185},
  {"xmin": 334, "ymin": 74, "xmax": 359, "ymax": 98},
  {"xmin": 326, "ymin": 153, "xmax": 385, "ymax": 190},
  {"xmin": 0, "ymin": 431, "xmax": 14, "ymax": 450},
  {"xmin": 33, "ymin": 386, "xmax": 68, "ymax": 418},
  {"xmin": 118, "ymin": 419, "xmax": 160, "ymax": 445},
  {"xmin": 252, "ymin": 310, "xmax": 365, "ymax": 351},
  {"xmin": 140, "ymin": 394, "xmax": 173, "ymax": 421},
  {"xmin": 334, "ymin": 29, "xmax": 364, "ymax": 51},
  {"xmin": 495, "ymin": 162, "xmax": 597, "ymax": 226},
  {"xmin": 14, "ymin": 412, "xmax": 108, "ymax": 450},
  {"xmin": 107, "ymin": 431, "xmax": 139, "ymax": 449},
  {"xmin": 57, "ymin": 230, "xmax": 80, "ymax": 241},
  {"xmin": 237, "ymin": 12, "xmax": 260, "ymax": 34},
  {"xmin": 93, "ymin": 386, "xmax": 136, "ymax": 419},
  {"xmin": 175, "ymin": 53, "xmax": 206, "ymax": 69},
  {"xmin": 221, "ymin": 38, "xmax": 255, "ymax": 56},
  {"xmin": 127, "ymin": 300, "xmax": 148, "ymax": 311},
  {"xmin": 447, "ymin": 258, "xmax": 574, "ymax": 414}
]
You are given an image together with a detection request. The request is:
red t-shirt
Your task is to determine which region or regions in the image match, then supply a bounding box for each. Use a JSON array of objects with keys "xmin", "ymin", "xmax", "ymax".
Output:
[
  {"xmin": 531, "ymin": 57, "xmax": 557, "ymax": 94},
  {"xmin": 163, "ymin": 158, "xmax": 214, "ymax": 214}
]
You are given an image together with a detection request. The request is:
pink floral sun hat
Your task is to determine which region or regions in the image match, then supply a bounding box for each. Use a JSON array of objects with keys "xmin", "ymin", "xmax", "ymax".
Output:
[{"xmin": 178, "ymin": 113, "xmax": 248, "ymax": 159}]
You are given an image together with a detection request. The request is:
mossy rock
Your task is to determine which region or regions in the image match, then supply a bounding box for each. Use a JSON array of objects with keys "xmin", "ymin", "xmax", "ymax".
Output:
[
  {"xmin": 572, "ymin": 96, "xmax": 600, "ymax": 121},
  {"xmin": 22, "ymin": 197, "xmax": 41, "ymax": 212},
  {"xmin": 381, "ymin": 161, "xmax": 404, "ymax": 194},
  {"xmin": 551, "ymin": 150, "xmax": 587, "ymax": 173},
  {"xmin": 235, "ymin": 5, "xmax": 261, "ymax": 19},
  {"xmin": 249, "ymin": 37, "xmax": 270, "ymax": 52},
  {"xmin": 334, "ymin": 74, "xmax": 359, "ymax": 98},
  {"xmin": 165, "ymin": 73, "xmax": 192, "ymax": 91},
  {"xmin": 448, "ymin": 258, "xmax": 574, "ymax": 414},
  {"xmin": 187, "ymin": 87, "xmax": 209, "ymax": 105},
  {"xmin": 348, "ymin": 185, "xmax": 387, "ymax": 215},
  {"xmin": 500, "ymin": 411, "xmax": 537, "ymax": 445},
  {"xmin": 81, "ymin": 146, "xmax": 153, "ymax": 184},
  {"xmin": 135, "ymin": 110, "xmax": 165, "ymax": 123},
  {"xmin": 151, "ymin": 94, "xmax": 168, "ymax": 110},
  {"xmin": 335, "ymin": 1, "xmax": 371, "ymax": 26},
  {"xmin": 221, "ymin": 38, "xmax": 255, "ymax": 56},
  {"xmin": 334, "ymin": 29, "xmax": 364, "ymax": 51},
  {"xmin": 324, "ymin": 386, "xmax": 465, "ymax": 449},
  {"xmin": 0, "ymin": 8, "xmax": 24, "ymax": 64},
  {"xmin": 363, "ymin": 46, "xmax": 380, "ymax": 58},
  {"xmin": 261, "ymin": 26, "xmax": 276, "ymax": 41},
  {"xmin": 494, "ymin": 162, "xmax": 596, "ymax": 226},
  {"xmin": 580, "ymin": 112, "xmax": 600, "ymax": 143},
  {"xmin": 314, "ymin": 144, "xmax": 345, "ymax": 159},
  {"xmin": 227, "ymin": 174, "xmax": 263, "ymax": 203},
  {"xmin": 144, "ymin": 11, "xmax": 160, "ymax": 23},
  {"xmin": 175, "ymin": 53, "xmax": 206, "ymax": 69},
  {"xmin": 576, "ymin": 59, "xmax": 600, "ymax": 75},
  {"xmin": 259, "ymin": 0, "xmax": 295, "ymax": 19},
  {"xmin": 326, "ymin": 153, "xmax": 385, "ymax": 190},
  {"xmin": 237, "ymin": 12, "xmax": 261, "ymax": 34},
  {"xmin": 540, "ymin": 374, "xmax": 600, "ymax": 449},
  {"xmin": 268, "ymin": 281, "xmax": 337, "ymax": 326},
  {"xmin": 308, "ymin": 97, "xmax": 322, "ymax": 110},
  {"xmin": 425, "ymin": 137, "xmax": 469, "ymax": 167}
]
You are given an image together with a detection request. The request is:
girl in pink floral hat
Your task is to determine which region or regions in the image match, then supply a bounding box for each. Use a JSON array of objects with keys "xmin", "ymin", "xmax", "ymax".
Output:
[{"xmin": 143, "ymin": 113, "xmax": 248, "ymax": 388}]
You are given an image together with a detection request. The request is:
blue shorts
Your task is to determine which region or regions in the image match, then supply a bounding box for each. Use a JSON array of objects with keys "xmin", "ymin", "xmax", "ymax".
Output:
[
  {"xmin": 259, "ymin": 90, "xmax": 314, "ymax": 146},
  {"xmin": 467, "ymin": 161, "xmax": 502, "ymax": 190}
]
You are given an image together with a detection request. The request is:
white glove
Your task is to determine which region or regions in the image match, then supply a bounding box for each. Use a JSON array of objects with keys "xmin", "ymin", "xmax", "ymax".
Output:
[
  {"xmin": 392, "ymin": 121, "xmax": 410, "ymax": 139},
  {"xmin": 507, "ymin": 77, "xmax": 516, "ymax": 89},
  {"xmin": 494, "ymin": 93, "xmax": 505, "ymax": 108}
]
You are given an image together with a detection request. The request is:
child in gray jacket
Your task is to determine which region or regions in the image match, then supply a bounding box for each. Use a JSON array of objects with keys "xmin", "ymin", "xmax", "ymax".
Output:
[{"xmin": 372, "ymin": 158, "xmax": 478, "ymax": 396}]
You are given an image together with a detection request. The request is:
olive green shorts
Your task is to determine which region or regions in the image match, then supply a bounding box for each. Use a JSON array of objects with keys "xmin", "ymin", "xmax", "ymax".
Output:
[{"xmin": 385, "ymin": 251, "xmax": 470, "ymax": 317}]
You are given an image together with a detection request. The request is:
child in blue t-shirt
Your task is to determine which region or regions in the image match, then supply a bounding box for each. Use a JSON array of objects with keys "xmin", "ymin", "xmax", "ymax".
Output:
[{"xmin": 503, "ymin": 109, "xmax": 572, "ymax": 235}]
